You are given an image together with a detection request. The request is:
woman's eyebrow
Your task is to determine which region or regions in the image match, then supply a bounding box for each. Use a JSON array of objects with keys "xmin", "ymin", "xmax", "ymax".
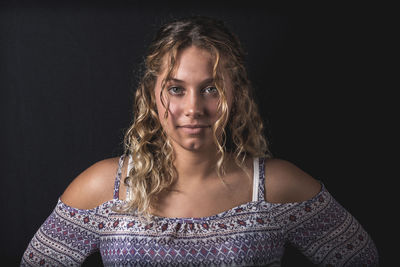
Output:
[{"xmin": 167, "ymin": 77, "xmax": 214, "ymax": 85}]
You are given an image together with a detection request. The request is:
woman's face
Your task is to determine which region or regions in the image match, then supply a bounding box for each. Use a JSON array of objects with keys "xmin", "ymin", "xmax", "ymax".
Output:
[{"xmin": 154, "ymin": 46, "xmax": 233, "ymax": 152}]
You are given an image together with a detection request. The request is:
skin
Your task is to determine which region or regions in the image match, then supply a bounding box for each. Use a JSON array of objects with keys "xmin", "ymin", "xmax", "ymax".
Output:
[
  {"xmin": 155, "ymin": 46, "xmax": 231, "ymax": 153},
  {"xmin": 61, "ymin": 46, "xmax": 321, "ymax": 217},
  {"xmin": 154, "ymin": 46, "xmax": 233, "ymax": 188}
]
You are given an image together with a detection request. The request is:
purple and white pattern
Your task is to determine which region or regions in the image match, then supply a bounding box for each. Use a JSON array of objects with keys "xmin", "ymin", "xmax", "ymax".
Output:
[{"xmin": 21, "ymin": 155, "xmax": 378, "ymax": 266}]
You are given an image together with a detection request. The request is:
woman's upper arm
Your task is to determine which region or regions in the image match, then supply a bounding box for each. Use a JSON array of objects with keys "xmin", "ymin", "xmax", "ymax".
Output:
[
  {"xmin": 264, "ymin": 158, "xmax": 321, "ymax": 203},
  {"xmin": 265, "ymin": 158, "xmax": 379, "ymax": 265},
  {"xmin": 21, "ymin": 157, "xmax": 121, "ymax": 266},
  {"xmin": 60, "ymin": 157, "xmax": 120, "ymax": 209}
]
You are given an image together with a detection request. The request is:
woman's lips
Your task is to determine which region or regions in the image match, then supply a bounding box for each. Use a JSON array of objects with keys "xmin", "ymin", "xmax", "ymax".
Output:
[{"xmin": 178, "ymin": 125, "xmax": 210, "ymax": 134}]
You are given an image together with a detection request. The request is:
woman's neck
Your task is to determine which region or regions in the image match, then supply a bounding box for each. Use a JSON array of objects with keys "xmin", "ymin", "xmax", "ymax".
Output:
[{"xmin": 172, "ymin": 145, "xmax": 227, "ymax": 189}]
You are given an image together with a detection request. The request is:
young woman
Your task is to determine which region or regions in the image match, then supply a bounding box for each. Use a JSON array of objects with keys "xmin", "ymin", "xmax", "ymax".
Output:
[{"xmin": 21, "ymin": 16, "xmax": 379, "ymax": 266}]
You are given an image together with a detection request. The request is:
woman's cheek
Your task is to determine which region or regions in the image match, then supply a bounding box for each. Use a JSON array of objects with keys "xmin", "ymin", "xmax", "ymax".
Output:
[
  {"xmin": 167, "ymin": 101, "xmax": 181, "ymax": 120},
  {"xmin": 207, "ymin": 101, "xmax": 220, "ymax": 120}
]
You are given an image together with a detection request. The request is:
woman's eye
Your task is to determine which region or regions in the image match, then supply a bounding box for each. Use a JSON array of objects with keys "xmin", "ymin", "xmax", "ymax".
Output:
[
  {"xmin": 168, "ymin": 86, "xmax": 183, "ymax": 95},
  {"xmin": 203, "ymin": 86, "xmax": 218, "ymax": 94}
]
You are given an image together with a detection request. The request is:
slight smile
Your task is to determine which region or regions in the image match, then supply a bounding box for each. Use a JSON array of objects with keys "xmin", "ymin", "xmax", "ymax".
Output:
[{"xmin": 177, "ymin": 125, "xmax": 211, "ymax": 134}]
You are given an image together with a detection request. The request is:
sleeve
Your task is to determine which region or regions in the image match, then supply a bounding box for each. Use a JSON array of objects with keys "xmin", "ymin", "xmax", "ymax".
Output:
[
  {"xmin": 282, "ymin": 184, "xmax": 379, "ymax": 266},
  {"xmin": 21, "ymin": 199, "xmax": 101, "ymax": 266}
]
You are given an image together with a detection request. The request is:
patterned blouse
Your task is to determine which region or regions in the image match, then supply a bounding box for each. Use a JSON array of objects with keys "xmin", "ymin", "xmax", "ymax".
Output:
[{"xmin": 21, "ymin": 155, "xmax": 378, "ymax": 266}]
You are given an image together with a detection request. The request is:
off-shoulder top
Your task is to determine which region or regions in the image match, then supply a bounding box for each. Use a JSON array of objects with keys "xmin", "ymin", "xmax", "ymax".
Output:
[{"xmin": 21, "ymin": 155, "xmax": 378, "ymax": 266}]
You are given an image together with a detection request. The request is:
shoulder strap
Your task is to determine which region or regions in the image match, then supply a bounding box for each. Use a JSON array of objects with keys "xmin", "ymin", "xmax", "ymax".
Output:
[
  {"xmin": 125, "ymin": 155, "xmax": 133, "ymax": 201},
  {"xmin": 252, "ymin": 157, "xmax": 266, "ymax": 201},
  {"xmin": 252, "ymin": 158, "xmax": 259, "ymax": 201},
  {"xmin": 127, "ymin": 154, "xmax": 133, "ymax": 175},
  {"xmin": 113, "ymin": 154, "xmax": 125, "ymax": 200}
]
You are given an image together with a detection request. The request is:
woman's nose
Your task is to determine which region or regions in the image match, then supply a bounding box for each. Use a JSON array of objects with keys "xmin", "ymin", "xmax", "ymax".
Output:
[{"xmin": 184, "ymin": 91, "xmax": 204, "ymax": 118}]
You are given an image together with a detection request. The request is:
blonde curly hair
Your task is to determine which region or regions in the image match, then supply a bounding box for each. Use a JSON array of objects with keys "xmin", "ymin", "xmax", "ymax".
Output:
[{"xmin": 119, "ymin": 16, "xmax": 270, "ymax": 220}]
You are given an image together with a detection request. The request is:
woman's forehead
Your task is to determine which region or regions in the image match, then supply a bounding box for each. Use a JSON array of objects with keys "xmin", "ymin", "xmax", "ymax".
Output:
[{"xmin": 158, "ymin": 46, "xmax": 230, "ymax": 79}]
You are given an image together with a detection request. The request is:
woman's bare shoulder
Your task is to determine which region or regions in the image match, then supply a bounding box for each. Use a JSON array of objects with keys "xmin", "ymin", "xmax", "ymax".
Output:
[
  {"xmin": 60, "ymin": 156, "xmax": 121, "ymax": 209},
  {"xmin": 264, "ymin": 158, "xmax": 321, "ymax": 203}
]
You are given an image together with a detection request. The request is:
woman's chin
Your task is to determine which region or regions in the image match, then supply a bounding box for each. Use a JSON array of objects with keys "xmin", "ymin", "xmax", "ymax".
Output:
[
  {"xmin": 178, "ymin": 140, "xmax": 216, "ymax": 152},
  {"xmin": 183, "ymin": 142, "xmax": 206, "ymax": 151}
]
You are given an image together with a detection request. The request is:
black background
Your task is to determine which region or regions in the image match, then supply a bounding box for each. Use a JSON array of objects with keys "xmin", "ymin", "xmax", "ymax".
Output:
[{"xmin": 0, "ymin": 1, "xmax": 393, "ymax": 266}]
